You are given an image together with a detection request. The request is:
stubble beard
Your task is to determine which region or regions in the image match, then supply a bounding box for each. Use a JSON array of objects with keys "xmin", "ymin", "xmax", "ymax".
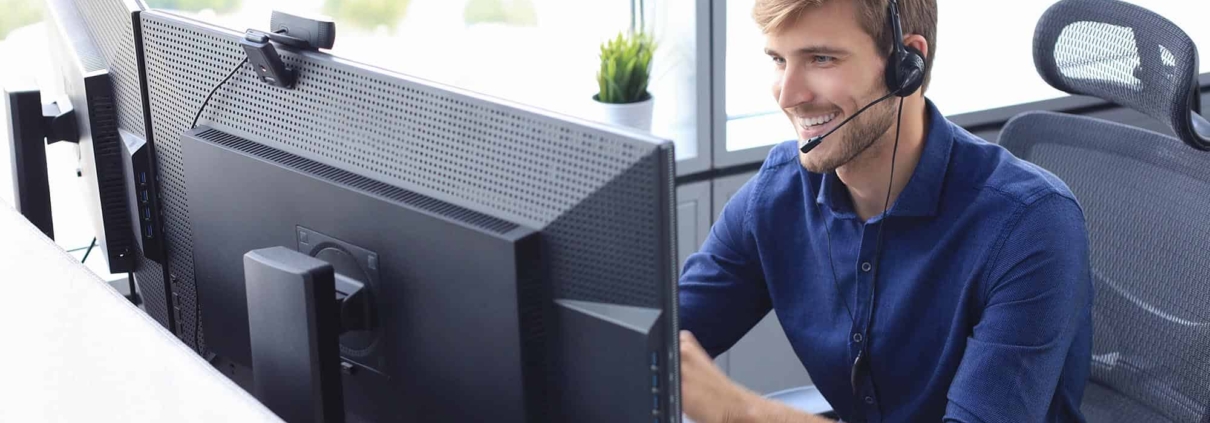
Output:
[{"xmin": 799, "ymin": 97, "xmax": 896, "ymax": 174}]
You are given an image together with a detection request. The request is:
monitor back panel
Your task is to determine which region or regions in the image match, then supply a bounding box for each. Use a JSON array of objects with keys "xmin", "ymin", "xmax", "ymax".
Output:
[
  {"xmin": 138, "ymin": 9, "xmax": 679, "ymax": 399},
  {"xmin": 75, "ymin": 0, "xmax": 175, "ymax": 331}
]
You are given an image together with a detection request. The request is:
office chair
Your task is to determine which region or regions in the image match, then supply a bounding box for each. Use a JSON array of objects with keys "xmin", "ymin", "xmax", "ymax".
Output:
[
  {"xmin": 998, "ymin": 0, "xmax": 1210, "ymax": 421},
  {"xmin": 768, "ymin": 0, "xmax": 1210, "ymax": 421}
]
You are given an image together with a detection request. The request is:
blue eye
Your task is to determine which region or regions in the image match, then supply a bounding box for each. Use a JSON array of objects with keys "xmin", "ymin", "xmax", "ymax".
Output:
[
  {"xmin": 814, "ymin": 55, "xmax": 836, "ymax": 64},
  {"xmin": 771, "ymin": 56, "xmax": 786, "ymax": 66}
]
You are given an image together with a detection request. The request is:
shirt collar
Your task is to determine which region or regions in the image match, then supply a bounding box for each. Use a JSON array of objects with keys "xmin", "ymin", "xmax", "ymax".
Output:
[{"xmin": 814, "ymin": 97, "xmax": 954, "ymax": 220}]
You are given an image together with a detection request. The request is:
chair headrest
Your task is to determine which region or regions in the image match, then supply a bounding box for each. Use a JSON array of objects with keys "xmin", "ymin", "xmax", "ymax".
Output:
[{"xmin": 1032, "ymin": 0, "xmax": 1210, "ymax": 150}]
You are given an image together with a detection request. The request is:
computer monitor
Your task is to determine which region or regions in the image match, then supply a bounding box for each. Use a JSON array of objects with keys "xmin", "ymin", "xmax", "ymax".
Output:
[
  {"xmin": 139, "ymin": 8, "xmax": 681, "ymax": 423},
  {"xmin": 60, "ymin": 0, "xmax": 175, "ymax": 329},
  {"xmin": 42, "ymin": 0, "xmax": 136, "ymax": 274}
]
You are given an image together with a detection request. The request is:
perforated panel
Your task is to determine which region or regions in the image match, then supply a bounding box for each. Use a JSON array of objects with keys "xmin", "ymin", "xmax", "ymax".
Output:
[
  {"xmin": 46, "ymin": 0, "xmax": 106, "ymax": 74},
  {"xmin": 139, "ymin": 11, "xmax": 676, "ymax": 352},
  {"xmin": 74, "ymin": 0, "xmax": 145, "ymax": 138},
  {"xmin": 134, "ymin": 255, "xmax": 170, "ymax": 328}
]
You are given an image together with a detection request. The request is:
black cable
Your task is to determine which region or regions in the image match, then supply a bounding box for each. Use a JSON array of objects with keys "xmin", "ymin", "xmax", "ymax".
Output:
[
  {"xmin": 81, "ymin": 237, "xmax": 97, "ymax": 263},
  {"xmin": 860, "ymin": 96, "xmax": 906, "ymax": 416},
  {"xmin": 190, "ymin": 57, "xmax": 248, "ymax": 129},
  {"xmin": 127, "ymin": 272, "xmax": 141, "ymax": 306},
  {"xmin": 817, "ymin": 203, "xmax": 854, "ymax": 325},
  {"xmin": 185, "ymin": 54, "xmax": 255, "ymax": 355},
  {"xmin": 817, "ymin": 94, "xmax": 905, "ymax": 415}
]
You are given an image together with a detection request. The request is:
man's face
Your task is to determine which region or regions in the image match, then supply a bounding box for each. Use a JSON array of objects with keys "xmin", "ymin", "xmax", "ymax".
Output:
[{"xmin": 765, "ymin": 0, "xmax": 895, "ymax": 173}]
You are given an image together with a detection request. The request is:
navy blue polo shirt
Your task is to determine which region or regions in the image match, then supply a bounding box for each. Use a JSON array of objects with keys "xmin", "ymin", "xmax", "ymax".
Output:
[{"xmin": 679, "ymin": 99, "xmax": 1092, "ymax": 422}]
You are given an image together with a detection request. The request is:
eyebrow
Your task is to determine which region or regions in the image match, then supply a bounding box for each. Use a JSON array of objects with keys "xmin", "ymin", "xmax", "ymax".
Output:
[{"xmin": 764, "ymin": 45, "xmax": 850, "ymax": 57}]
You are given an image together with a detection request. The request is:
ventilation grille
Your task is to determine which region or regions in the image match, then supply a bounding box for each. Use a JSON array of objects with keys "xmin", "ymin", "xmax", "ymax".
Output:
[
  {"xmin": 89, "ymin": 93, "xmax": 133, "ymax": 265},
  {"xmin": 139, "ymin": 11, "xmax": 674, "ymax": 352},
  {"xmin": 195, "ymin": 128, "xmax": 520, "ymax": 234}
]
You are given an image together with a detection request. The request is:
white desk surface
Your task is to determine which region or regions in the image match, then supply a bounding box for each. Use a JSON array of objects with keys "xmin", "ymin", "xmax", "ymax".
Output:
[{"xmin": 0, "ymin": 200, "xmax": 283, "ymax": 423}]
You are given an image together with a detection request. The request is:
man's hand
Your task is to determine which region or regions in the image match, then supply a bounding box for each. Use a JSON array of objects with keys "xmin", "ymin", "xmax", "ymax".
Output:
[
  {"xmin": 680, "ymin": 330, "xmax": 760, "ymax": 423},
  {"xmin": 680, "ymin": 330, "xmax": 834, "ymax": 423}
]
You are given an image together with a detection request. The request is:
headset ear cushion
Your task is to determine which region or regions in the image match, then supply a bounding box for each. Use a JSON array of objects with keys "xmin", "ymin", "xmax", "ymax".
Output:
[{"xmin": 894, "ymin": 45, "xmax": 926, "ymax": 96}]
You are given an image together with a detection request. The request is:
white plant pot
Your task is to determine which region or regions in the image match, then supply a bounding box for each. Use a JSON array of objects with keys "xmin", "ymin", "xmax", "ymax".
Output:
[{"xmin": 591, "ymin": 94, "xmax": 654, "ymax": 132}]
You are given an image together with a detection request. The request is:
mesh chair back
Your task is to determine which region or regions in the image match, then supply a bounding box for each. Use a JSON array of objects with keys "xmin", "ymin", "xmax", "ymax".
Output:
[
  {"xmin": 1033, "ymin": 0, "xmax": 1210, "ymax": 150},
  {"xmin": 1000, "ymin": 111, "xmax": 1210, "ymax": 423}
]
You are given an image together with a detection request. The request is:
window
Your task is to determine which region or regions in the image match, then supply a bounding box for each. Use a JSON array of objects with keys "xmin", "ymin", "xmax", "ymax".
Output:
[
  {"xmin": 723, "ymin": 0, "xmax": 1210, "ymax": 153},
  {"xmin": 148, "ymin": 0, "xmax": 702, "ymax": 162}
]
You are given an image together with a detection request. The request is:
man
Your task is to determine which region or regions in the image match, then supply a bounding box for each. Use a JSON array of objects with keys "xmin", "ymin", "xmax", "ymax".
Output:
[{"xmin": 677, "ymin": 0, "xmax": 1093, "ymax": 422}]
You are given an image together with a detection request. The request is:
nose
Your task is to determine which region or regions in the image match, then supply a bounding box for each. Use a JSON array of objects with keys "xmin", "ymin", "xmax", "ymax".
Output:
[{"xmin": 776, "ymin": 65, "xmax": 815, "ymax": 111}]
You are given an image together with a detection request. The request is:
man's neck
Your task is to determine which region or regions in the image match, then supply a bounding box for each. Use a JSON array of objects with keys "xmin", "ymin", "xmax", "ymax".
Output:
[{"xmin": 836, "ymin": 95, "xmax": 929, "ymax": 222}]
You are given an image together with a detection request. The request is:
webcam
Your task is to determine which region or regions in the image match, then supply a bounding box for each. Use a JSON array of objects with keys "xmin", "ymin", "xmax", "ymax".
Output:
[{"xmin": 241, "ymin": 11, "xmax": 337, "ymax": 89}]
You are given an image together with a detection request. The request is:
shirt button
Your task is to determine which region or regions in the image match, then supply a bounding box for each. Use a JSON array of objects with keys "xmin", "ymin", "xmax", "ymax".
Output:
[
  {"xmin": 852, "ymin": 333, "xmax": 863, "ymax": 342},
  {"xmin": 864, "ymin": 396, "xmax": 875, "ymax": 404},
  {"xmin": 861, "ymin": 262, "xmax": 872, "ymax": 272}
]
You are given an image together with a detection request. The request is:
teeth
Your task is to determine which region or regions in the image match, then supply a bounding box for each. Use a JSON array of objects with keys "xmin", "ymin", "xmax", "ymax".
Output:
[{"xmin": 801, "ymin": 112, "xmax": 838, "ymax": 128}]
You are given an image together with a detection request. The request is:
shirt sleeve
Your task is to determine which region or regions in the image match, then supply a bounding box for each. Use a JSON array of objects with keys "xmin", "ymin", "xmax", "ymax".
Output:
[
  {"xmin": 677, "ymin": 174, "xmax": 772, "ymax": 358},
  {"xmin": 944, "ymin": 193, "xmax": 1093, "ymax": 423}
]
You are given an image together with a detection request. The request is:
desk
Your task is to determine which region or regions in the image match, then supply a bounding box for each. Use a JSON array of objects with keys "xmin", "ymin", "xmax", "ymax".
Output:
[{"xmin": 0, "ymin": 201, "xmax": 283, "ymax": 422}]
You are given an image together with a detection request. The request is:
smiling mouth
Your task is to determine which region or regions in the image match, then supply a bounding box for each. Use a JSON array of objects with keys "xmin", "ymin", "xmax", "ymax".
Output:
[
  {"xmin": 796, "ymin": 111, "xmax": 841, "ymax": 139},
  {"xmin": 799, "ymin": 112, "xmax": 839, "ymax": 129}
]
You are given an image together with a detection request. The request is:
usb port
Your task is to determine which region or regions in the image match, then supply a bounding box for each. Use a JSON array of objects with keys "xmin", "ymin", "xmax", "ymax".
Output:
[
  {"xmin": 141, "ymin": 190, "xmax": 148, "ymax": 203},
  {"xmin": 652, "ymin": 352, "xmax": 659, "ymax": 367},
  {"xmin": 139, "ymin": 171, "xmax": 147, "ymax": 184},
  {"xmin": 143, "ymin": 208, "xmax": 151, "ymax": 220},
  {"xmin": 145, "ymin": 224, "xmax": 154, "ymax": 239},
  {"xmin": 652, "ymin": 374, "xmax": 658, "ymax": 389}
]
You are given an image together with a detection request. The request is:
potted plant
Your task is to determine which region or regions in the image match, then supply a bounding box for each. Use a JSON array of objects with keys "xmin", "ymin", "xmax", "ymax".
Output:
[{"xmin": 593, "ymin": 30, "xmax": 657, "ymax": 131}]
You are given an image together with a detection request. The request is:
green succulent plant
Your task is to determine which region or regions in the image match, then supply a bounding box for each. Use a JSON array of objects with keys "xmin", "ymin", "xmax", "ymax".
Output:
[{"xmin": 595, "ymin": 30, "xmax": 656, "ymax": 104}]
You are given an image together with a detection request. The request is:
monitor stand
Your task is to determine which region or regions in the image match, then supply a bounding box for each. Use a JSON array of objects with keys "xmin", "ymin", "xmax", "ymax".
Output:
[
  {"xmin": 3, "ymin": 81, "xmax": 78, "ymax": 239},
  {"xmin": 244, "ymin": 246, "xmax": 373, "ymax": 423}
]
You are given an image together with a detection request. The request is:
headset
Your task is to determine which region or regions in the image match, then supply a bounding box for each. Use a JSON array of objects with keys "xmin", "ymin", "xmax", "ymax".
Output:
[
  {"xmin": 885, "ymin": 0, "xmax": 926, "ymax": 98},
  {"xmin": 799, "ymin": 0, "xmax": 925, "ymax": 154}
]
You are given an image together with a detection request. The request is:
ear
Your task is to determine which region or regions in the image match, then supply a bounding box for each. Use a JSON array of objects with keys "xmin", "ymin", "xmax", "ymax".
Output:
[{"xmin": 903, "ymin": 34, "xmax": 929, "ymax": 62}]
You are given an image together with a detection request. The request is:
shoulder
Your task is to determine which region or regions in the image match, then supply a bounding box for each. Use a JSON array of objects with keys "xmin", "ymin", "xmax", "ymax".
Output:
[
  {"xmin": 942, "ymin": 122, "xmax": 1090, "ymax": 297},
  {"xmin": 950, "ymin": 122, "xmax": 1082, "ymax": 214},
  {"xmin": 746, "ymin": 140, "xmax": 806, "ymax": 207},
  {"xmin": 946, "ymin": 121, "xmax": 1088, "ymax": 267},
  {"xmin": 715, "ymin": 140, "xmax": 806, "ymax": 229}
]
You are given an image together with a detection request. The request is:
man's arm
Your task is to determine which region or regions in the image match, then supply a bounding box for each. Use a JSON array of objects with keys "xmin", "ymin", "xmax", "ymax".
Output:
[
  {"xmin": 680, "ymin": 331, "xmax": 834, "ymax": 423},
  {"xmin": 679, "ymin": 172, "xmax": 835, "ymax": 423},
  {"xmin": 944, "ymin": 193, "xmax": 1093, "ymax": 422},
  {"xmin": 679, "ymin": 174, "xmax": 772, "ymax": 357}
]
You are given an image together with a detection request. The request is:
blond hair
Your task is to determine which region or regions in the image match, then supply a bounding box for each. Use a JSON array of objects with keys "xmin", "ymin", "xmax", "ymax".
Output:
[{"xmin": 754, "ymin": 0, "xmax": 938, "ymax": 92}]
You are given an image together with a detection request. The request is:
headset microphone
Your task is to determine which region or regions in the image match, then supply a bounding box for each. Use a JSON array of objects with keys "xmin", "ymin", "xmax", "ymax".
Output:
[{"xmin": 799, "ymin": 90, "xmax": 898, "ymax": 154}]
